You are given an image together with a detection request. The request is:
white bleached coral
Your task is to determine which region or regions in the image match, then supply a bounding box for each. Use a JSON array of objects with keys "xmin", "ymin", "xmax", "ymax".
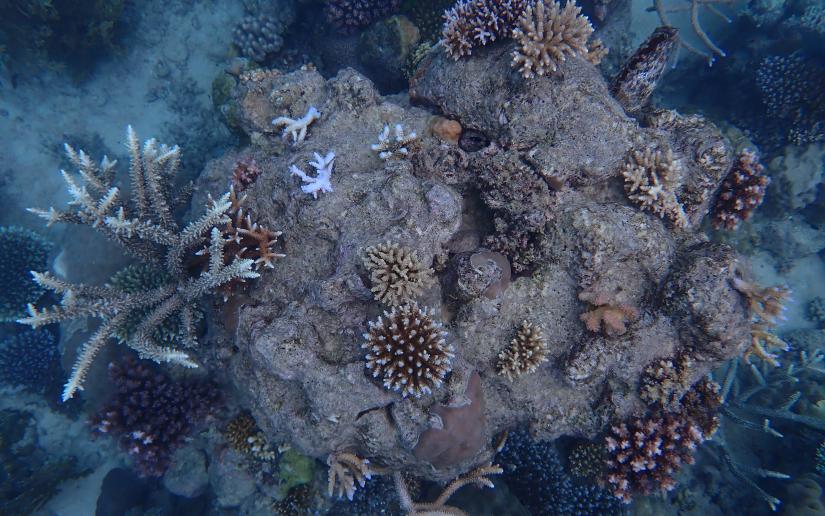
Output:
[
  {"xmin": 370, "ymin": 124, "xmax": 418, "ymax": 159},
  {"xmin": 272, "ymin": 106, "xmax": 321, "ymax": 143},
  {"xmin": 289, "ymin": 151, "xmax": 336, "ymax": 199}
]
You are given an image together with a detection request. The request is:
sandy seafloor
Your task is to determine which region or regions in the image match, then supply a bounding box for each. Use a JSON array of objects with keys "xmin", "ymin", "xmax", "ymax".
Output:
[{"xmin": 0, "ymin": 0, "xmax": 823, "ymax": 514}]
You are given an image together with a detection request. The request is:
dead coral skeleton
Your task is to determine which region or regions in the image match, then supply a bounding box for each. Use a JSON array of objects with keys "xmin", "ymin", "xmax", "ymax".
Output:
[
  {"xmin": 371, "ymin": 123, "xmax": 419, "ymax": 159},
  {"xmin": 731, "ymin": 273, "xmax": 791, "ymax": 367},
  {"xmin": 289, "ymin": 151, "xmax": 336, "ymax": 199},
  {"xmin": 394, "ymin": 463, "xmax": 503, "ymax": 516},
  {"xmin": 20, "ymin": 127, "xmax": 264, "ymax": 401},
  {"xmin": 578, "ymin": 289, "xmax": 639, "ymax": 336},
  {"xmin": 496, "ymin": 321, "xmax": 549, "ymax": 381},
  {"xmin": 511, "ymin": 0, "xmax": 606, "ymax": 79},
  {"xmin": 362, "ymin": 242, "xmax": 433, "ymax": 305},
  {"xmin": 652, "ymin": 0, "xmax": 735, "ymax": 64},
  {"xmin": 272, "ymin": 105, "xmax": 321, "ymax": 143},
  {"xmin": 621, "ymin": 147, "xmax": 688, "ymax": 228}
]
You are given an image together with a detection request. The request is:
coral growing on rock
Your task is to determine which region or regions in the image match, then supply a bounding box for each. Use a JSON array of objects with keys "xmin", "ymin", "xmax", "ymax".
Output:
[
  {"xmin": 621, "ymin": 147, "xmax": 688, "ymax": 228},
  {"xmin": 711, "ymin": 149, "xmax": 770, "ymax": 230},
  {"xmin": 639, "ymin": 352, "xmax": 692, "ymax": 408},
  {"xmin": 610, "ymin": 26, "xmax": 679, "ymax": 114},
  {"xmin": 232, "ymin": 155, "xmax": 263, "ymax": 191},
  {"xmin": 233, "ymin": 1, "xmax": 296, "ymax": 63},
  {"xmin": 732, "ymin": 274, "xmax": 791, "ymax": 366},
  {"xmin": 370, "ymin": 124, "xmax": 419, "ymax": 159},
  {"xmin": 442, "ymin": 0, "xmax": 529, "ymax": 59},
  {"xmin": 511, "ymin": 0, "xmax": 606, "ymax": 78},
  {"xmin": 362, "ymin": 242, "xmax": 433, "ymax": 305},
  {"xmin": 327, "ymin": 451, "xmax": 374, "ymax": 501},
  {"xmin": 362, "ymin": 302, "xmax": 453, "ymax": 397},
  {"xmin": 90, "ymin": 357, "xmax": 220, "ymax": 476},
  {"xmin": 496, "ymin": 321, "xmax": 549, "ymax": 381},
  {"xmin": 289, "ymin": 151, "xmax": 336, "ymax": 199},
  {"xmin": 19, "ymin": 128, "xmax": 263, "ymax": 400},
  {"xmin": 0, "ymin": 328, "xmax": 60, "ymax": 393},
  {"xmin": 604, "ymin": 379, "xmax": 721, "ymax": 503},
  {"xmin": 394, "ymin": 463, "xmax": 503, "ymax": 515},
  {"xmin": 0, "ymin": 226, "xmax": 52, "ymax": 322},
  {"xmin": 579, "ymin": 289, "xmax": 639, "ymax": 336},
  {"xmin": 225, "ymin": 412, "xmax": 276, "ymax": 461},
  {"xmin": 272, "ymin": 106, "xmax": 321, "ymax": 144},
  {"xmin": 323, "ymin": 0, "xmax": 401, "ymax": 33}
]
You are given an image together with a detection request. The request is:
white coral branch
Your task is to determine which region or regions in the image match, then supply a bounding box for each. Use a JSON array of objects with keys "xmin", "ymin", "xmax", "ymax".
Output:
[
  {"xmin": 290, "ymin": 151, "xmax": 335, "ymax": 199},
  {"xmin": 272, "ymin": 106, "xmax": 321, "ymax": 143}
]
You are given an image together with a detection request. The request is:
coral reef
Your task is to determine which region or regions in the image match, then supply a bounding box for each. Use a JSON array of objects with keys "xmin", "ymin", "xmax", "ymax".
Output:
[
  {"xmin": 362, "ymin": 302, "xmax": 453, "ymax": 398},
  {"xmin": 610, "ymin": 26, "xmax": 679, "ymax": 114},
  {"xmin": 371, "ymin": 124, "xmax": 419, "ymax": 159},
  {"xmin": 90, "ymin": 357, "xmax": 220, "ymax": 476},
  {"xmin": 731, "ymin": 274, "xmax": 791, "ymax": 366},
  {"xmin": 327, "ymin": 451, "xmax": 373, "ymax": 500},
  {"xmin": 621, "ymin": 147, "xmax": 688, "ymax": 228},
  {"xmin": 578, "ymin": 288, "xmax": 639, "ymax": 336},
  {"xmin": 272, "ymin": 106, "xmax": 321, "ymax": 143},
  {"xmin": 233, "ymin": 0, "xmax": 296, "ymax": 63},
  {"xmin": 442, "ymin": 0, "xmax": 529, "ymax": 59},
  {"xmin": 362, "ymin": 242, "xmax": 433, "ymax": 305},
  {"xmin": 652, "ymin": 0, "xmax": 732, "ymax": 63},
  {"xmin": 639, "ymin": 352, "xmax": 692, "ymax": 408},
  {"xmin": 232, "ymin": 155, "xmax": 263, "ymax": 191},
  {"xmin": 323, "ymin": 0, "xmax": 401, "ymax": 33},
  {"xmin": 567, "ymin": 441, "xmax": 606, "ymax": 480},
  {"xmin": 394, "ymin": 463, "xmax": 503, "ymax": 515},
  {"xmin": 711, "ymin": 149, "xmax": 770, "ymax": 230},
  {"xmin": 496, "ymin": 321, "xmax": 549, "ymax": 380},
  {"xmin": 604, "ymin": 379, "xmax": 721, "ymax": 502},
  {"xmin": 0, "ymin": 328, "xmax": 60, "ymax": 394},
  {"xmin": 498, "ymin": 428, "xmax": 624, "ymax": 515},
  {"xmin": 401, "ymin": 0, "xmax": 454, "ymax": 42},
  {"xmin": 0, "ymin": 226, "xmax": 52, "ymax": 322},
  {"xmin": 512, "ymin": 0, "xmax": 606, "ymax": 78},
  {"xmin": 19, "ymin": 129, "xmax": 265, "ymax": 400},
  {"xmin": 225, "ymin": 412, "xmax": 276, "ymax": 461},
  {"xmin": 289, "ymin": 151, "xmax": 336, "ymax": 198}
]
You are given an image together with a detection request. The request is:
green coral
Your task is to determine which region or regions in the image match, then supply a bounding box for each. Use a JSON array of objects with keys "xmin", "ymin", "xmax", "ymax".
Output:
[
  {"xmin": 276, "ymin": 448, "xmax": 316, "ymax": 498},
  {"xmin": 0, "ymin": 227, "xmax": 52, "ymax": 322}
]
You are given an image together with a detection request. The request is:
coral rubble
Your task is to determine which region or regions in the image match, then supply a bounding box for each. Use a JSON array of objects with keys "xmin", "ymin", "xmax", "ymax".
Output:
[
  {"xmin": 0, "ymin": 226, "xmax": 52, "ymax": 322},
  {"xmin": 711, "ymin": 149, "xmax": 770, "ymax": 230},
  {"xmin": 19, "ymin": 128, "xmax": 265, "ymax": 400},
  {"xmin": 362, "ymin": 242, "xmax": 433, "ymax": 305},
  {"xmin": 496, "ymin": 321, "xmax": 549, "ymax": 380},
  {"xmin": 90, "ymin": 357, "xmax": 220, "ymax": 476},
  {"xmin": 362, "ymin": 302, "xmax": 453, "ymax": 397}
]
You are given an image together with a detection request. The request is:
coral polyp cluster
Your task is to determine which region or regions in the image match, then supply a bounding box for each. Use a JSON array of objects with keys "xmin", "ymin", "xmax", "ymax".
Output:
[
  {"xmin": 363, "ymin": 242, "xmax": 433, "ymax": 305},
  {"xmin": 496, "ymin": 321, "xmax": 549, "ymax": 380},
  {"xmin": 362, "ymin": 302, "xmax": 453, "ymax": 397},
  {"xmin": 711, "ymin": 149, "xmax": 770, "ymax": 230},
  {"xmin": 621, "ymin": 147, "xmax": 688, "ymax": 228}
]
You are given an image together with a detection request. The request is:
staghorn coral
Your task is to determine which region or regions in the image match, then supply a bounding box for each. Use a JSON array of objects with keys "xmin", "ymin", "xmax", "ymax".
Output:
[
  {"xmin": 289, "ymin": 151, "xmax": 336, "ymax": 199},
  {"xmin": 19, "ymin": 127, "xmax": 264, "ymax": 401},
  {"xmin": 639, "ymin": 352, "xmax": 692, "ymax": 408},
  {"xmin": 711, "ymin": 149, "xmax": 770, "ymax": 230},
  {"xmin": 394, "ymin": 463, "xmax": 503, "ymax": 516},
  {"xmin": 621, "ymin": 147, "xmax": 688, "ymax": 228},
  {"xmin": 225, "ymin": 412, "xmax": 277, "ymax": 461},
  {"xmin": 0, "ymin": 328, "xmax": 60, "ymax": 394},
  {"xmin": 323, "ymin": 0, "xmax": 401, "ymax": 34},
  {"xmin": 604, "ymin": 378, "xmax": 721, "ymax": 503},
  {"xmin": 731, "ymin": 274, "xmax": 791, "ymax": 366},
  {"xmin": 511, "ymin": 0, "xmax": 606, "ymax": 79},
  {"xmin": 610, "ymin": 26, "xmax": 679, "ymax": 114},
  {"xmin": 362, "ymin": 302, "xmax": 453, "ymax": 397},
  {"xmin": 0, "ymin": 226, "xmax": 52, "ymax": 322},
  {"xmin": 371, "ymin": 123, "xmax": 419, "ymax": 159},
  {"xmin": 272, "ymin": 106, "xmax": 321, "ymax": 144},
  {"xmin": 441, "ymin": 0, "xmax": 529, "ymax": 59},
  {"xmin": 362, "ymin": 242, "xmax": 433, "ymax": 305},
  {"xmin": 327, "ymin": 451, "xmax": 374, "ymax": 501},
  {"xmin": 579, "ymin": 289, "xmax": 639, "ymax": 337},
  {"xmin": 496, "ymin": 321, "xmax": 549, "ymax": 381},
  {"xmin": 652, "ymin": 0, "xmax": 733, "ymax": 64},
  {"xmin": 90, "ymin": 357, "xmax": 220, "ymax": 476}
]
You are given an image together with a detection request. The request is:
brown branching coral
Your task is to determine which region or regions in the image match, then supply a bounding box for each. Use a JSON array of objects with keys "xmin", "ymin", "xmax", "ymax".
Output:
[
  {"xmin": 441, "ymin": 0, "xmax": 529, "ymax": 60},
  {"xmin": 732, "ymin": 274, "xmax": 791, "ymax": 366},
  {"xmin": 363, "ymin": 242, "xmax": 433, "ymax": 305},
  {"xmin": 511, "ymin": 0, "xmax": 606, "ymax": 79},
  {"xmin": 225, "ymin": 412, "xmax": 277, "ymax": 461},
  {"xmin": 363, "ymin": 302, "xmax": 454, "ymax": 397},
  {"xmin": 605, "ymin": 378, "xmax": 721, "ymax": 503},
  {"xmin": 639, "ymin": 352, "xmax": 693, "ymax": 408},
  {"xmin": 19, "ymin": 127, "xmax": 265, "ymax": 401},
  {"xmin": 711, "ymin": 149, "xmax": 770, "ymax": 230},
  {"xmin": 621, "ymin": 147, "xmax": 688, "ymax": 228},
  {"xmin": 394, "ymin": 463, "xmax": 503, "ymax": 516},
  {"xmin": 579, "ymin": 289, "xmax": 639, "ymax": 336},
  {"xmin": 496, "ymin": 321, "xmax": 549, "ymax": 381},
  {"xmin": 327, "ymin": 451, "xmax": 375, "ymax": 501}
]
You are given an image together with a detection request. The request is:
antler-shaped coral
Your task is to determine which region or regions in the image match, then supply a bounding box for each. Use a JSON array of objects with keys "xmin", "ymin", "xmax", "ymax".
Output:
[
  {"xmin": 20, "ymin": 127, "xmax": 269, "ymax": 401},
  {"xmin": 394, "ymin": 463, "xmax": 503, "ymax": 516},
  {"xmin": 327, "ymin": 451, "xmax": 374, "ymax": 501},
  {"xmin": 731, "ymin": 272, "xmax": 791, "ymax": 367},
  {"xmin": 652, "ymin": 0, "xmax": 734, "ymax": 64}
]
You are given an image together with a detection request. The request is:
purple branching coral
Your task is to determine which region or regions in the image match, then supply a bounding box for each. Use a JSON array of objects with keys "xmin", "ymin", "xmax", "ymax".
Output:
[
  {"xmin": 90, "ymin": 357, "xmax": 221, "ymax": 476},
  {"xmin": 711, "ymin": 149, "xmax": 769, "ymax": 230},
  {"xmin": 323, "ymin": 0, "xmax": 401, "ymax": 34},
  {"xmin": 442, "ymin": 0, "xmax": 529, "ymax": 59},
  {"xmin": 604, "ymin": 378, "xmax": 721, "ymax": 503}
]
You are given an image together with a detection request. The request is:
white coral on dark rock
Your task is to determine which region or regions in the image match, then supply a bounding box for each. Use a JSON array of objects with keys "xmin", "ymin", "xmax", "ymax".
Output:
[{"xmin": 289, "ymin": 151, "xmax": 335, "ymax": 199}]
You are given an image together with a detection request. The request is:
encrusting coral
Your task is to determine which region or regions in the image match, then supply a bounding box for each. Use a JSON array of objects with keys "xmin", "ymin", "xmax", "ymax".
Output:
[
  {"xmin": 511, "ymin": 0, "xmax": 607, "ymax": 79},
  {"xmin": 19, "ymin": 127, "xmax": 267, "ymax": 401},
  {"xmin": 362, "ymin": 242, "xmax": 433, "ymax": 305},
  {"xmin": 442, "ymin": 0, "xmax": 529, "ymax": 59},
  {"xmin": 621, "ymin": 147, "xmax": 688, "ymax": 228},
  {"xmin": 370, "ymin": 123, "xmax": 419, "ymax": 159},
  {"xmin": 0, "ymin": 226, "xmax": 52, "ymax": 322},
  {"xmin": 711, "ymin": 149, "xmax": 770, "ymax": 230},
  {"xmin": 362, "ymin": 302, "xmax": 453, "ymax": 397},
  {"xmin": 496, "ymin": 320, "xmax": 549, "ymax": 381}
]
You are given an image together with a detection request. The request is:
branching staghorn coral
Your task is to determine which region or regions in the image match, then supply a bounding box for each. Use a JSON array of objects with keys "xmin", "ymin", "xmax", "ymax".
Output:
[
  {"xmin": 394, "ymin": 463, "xmax": 503, "ymax": 516},
  {"xmin": 289, "ymin": 151, "xmax": 336, "ymax": 199},
  {"xmin": 19, "ymin": 127, "xmax": 265, "ymax": 401},
  {"xmin": 731, "ymin": 273, "xmax": 791, "ymax": 367},
  {"xmin": 620, "ymin": 147, "xmax": 688, "ymax": 228},
  {"xmin": 652, "ymin": 0, "xmax": 734, "ymax": 64},
  {"xmin": 327, "ymin": 451, "xmax": 375, "ymax": 501},
  {"xmin": 362, "ymin": 242, "xmax": 433, "ymax": 305},
  {"xmin": 441, "ymin": 0, "xmax": 529, "ymax": 59},
  {"xmin": 272, "ymin": 106, "xmax": 320, "ymax": 144},
  {"xmin": 496, "ymin": 320, "xmax": 549, "ymax": 380},
  {"xmin": 511, "ymin": 0, "xmax": 606, "ymax": 79},
  {"xmin": 371, "ymin": 124, "xmax": 419, "ymax": 159}
]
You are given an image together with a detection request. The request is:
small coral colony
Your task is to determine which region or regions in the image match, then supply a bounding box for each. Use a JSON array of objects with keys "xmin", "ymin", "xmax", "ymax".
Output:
[{"xmin": 2, "ymin": 0, "xmax": 807, "ymax": 514}]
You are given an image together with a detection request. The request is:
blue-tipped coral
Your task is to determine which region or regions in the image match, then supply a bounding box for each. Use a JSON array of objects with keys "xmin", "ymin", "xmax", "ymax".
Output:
[
  {"xmin": 0, "ymin": 328, "xmax": 60, "ymax": 393},
  {"xmin": 0, "ymin": 226, "xmax": 52, "ymax": 322}
]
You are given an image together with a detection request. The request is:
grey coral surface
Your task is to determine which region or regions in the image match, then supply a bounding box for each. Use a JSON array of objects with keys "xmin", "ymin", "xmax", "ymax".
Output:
[{"xmin": 206, "ymin": 44, "xmax": 754, "ymax": 482}]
